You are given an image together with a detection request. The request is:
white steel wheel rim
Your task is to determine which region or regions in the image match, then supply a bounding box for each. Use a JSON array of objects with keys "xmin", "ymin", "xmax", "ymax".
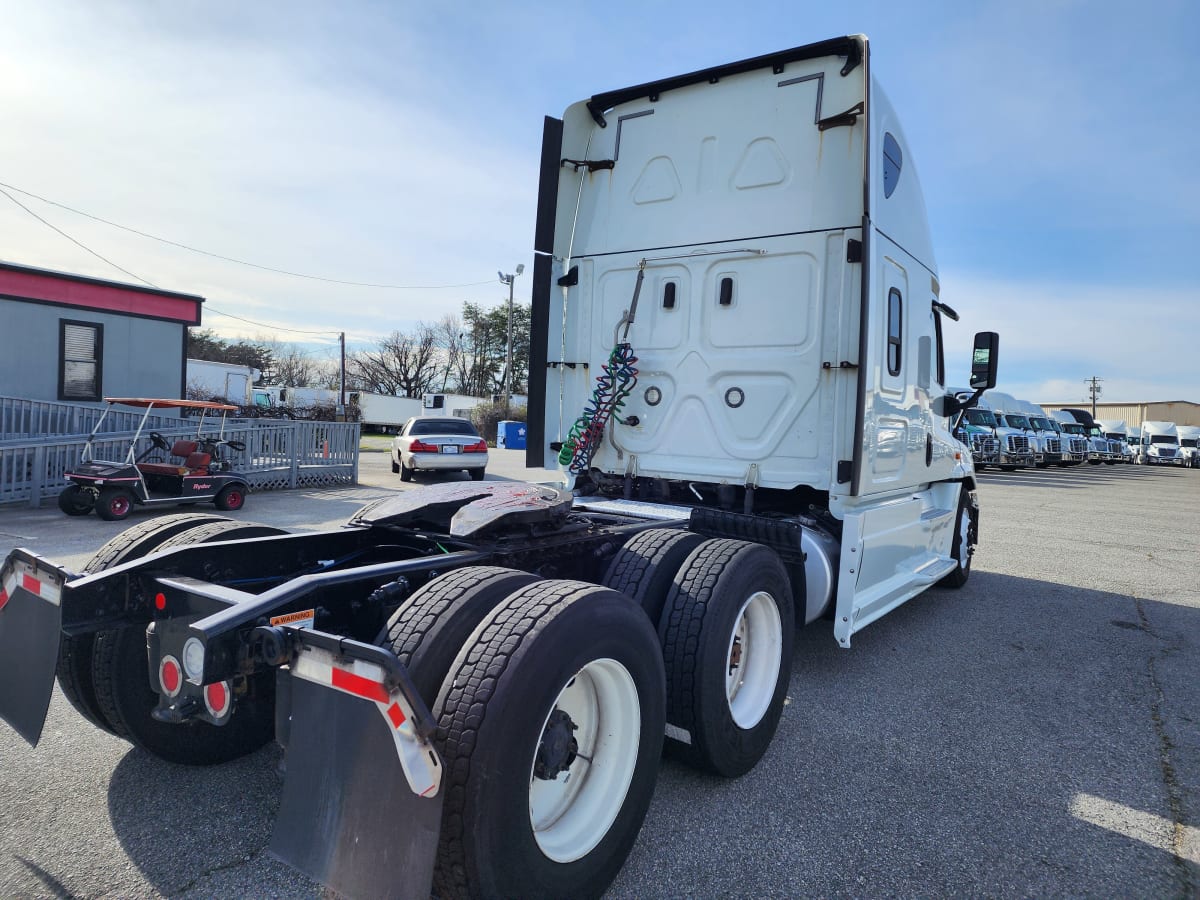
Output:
[
  {"xmin": 528, "ymin": 658, "xmax": 640, "ymax": 863},
  {"xmin": 725, "ymin": 591, "xmax": 783, "ymax": 729},
  {"xmin": 957, "ymin": 507, "xmax": 971, "ymax": 568}
]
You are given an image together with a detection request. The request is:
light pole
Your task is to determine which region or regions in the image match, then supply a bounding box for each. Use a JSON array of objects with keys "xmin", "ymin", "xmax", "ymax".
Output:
[{"xmin": 498, "ymin": 263, "xmax": 524, "ymax": 413}]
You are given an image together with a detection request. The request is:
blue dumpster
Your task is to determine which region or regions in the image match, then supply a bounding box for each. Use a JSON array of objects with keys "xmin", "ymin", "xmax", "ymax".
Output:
[{"xmin": 497, "ymin": 420, "xmax": 527, "ymax": 450}]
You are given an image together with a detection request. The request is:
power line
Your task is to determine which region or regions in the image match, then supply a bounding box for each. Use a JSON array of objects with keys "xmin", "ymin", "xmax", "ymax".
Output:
[
  {"xmin": 0, "ymin": 184, "xmax": 155, "ymax": 287},
  {"xmin": 0, "ymin": 178, "xmax": 497, "ymax": 290},
  {"xmin": 202, "ymin": 306, "xmax": 340, "ymax": 336}
]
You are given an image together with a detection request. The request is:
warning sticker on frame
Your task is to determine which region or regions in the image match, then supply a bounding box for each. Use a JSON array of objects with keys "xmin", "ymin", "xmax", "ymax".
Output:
[{"xmin": 270, "ymin": 609, "xmax": 316, "ymax": 629}]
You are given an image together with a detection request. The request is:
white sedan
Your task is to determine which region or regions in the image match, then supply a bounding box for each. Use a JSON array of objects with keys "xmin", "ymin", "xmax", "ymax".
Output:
[{"xmin": 391, "ymin": 416, "xmax": 489, "ymax": 482}]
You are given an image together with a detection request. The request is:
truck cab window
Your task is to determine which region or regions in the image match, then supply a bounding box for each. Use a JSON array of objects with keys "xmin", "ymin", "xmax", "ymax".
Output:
[
  {"xmin": 932, "ymin": 308, "xmax": 945, "ymax": 386},
  {"xmin": 887, "ymin": 288, "xmax": 902, "ymax": 375}
]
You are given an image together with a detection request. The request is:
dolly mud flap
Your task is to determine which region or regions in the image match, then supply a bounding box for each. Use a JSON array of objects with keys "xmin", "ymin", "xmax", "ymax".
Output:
[
  {"xmin": 0, "ymin": 551, "xmax": 67, "ymax": 746},
  {"xmin": 269, "ymin": 634, "xmax": 443, "ymax": 900}
]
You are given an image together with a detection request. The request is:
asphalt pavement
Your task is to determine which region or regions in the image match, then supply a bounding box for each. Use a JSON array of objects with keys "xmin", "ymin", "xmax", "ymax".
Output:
[{"xmin": 0, "ymin": 455, "xmax": 1197, "ymax": 898}]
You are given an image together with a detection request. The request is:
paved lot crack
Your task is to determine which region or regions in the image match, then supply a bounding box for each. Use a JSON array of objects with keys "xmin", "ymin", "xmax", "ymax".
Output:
[{"xmin": 1135, "ymin": 598, "xmax": 1196, "ymax": 896}]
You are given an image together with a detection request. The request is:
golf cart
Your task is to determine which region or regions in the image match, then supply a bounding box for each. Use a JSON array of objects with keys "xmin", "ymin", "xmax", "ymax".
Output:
[{"xmin": 58, "ymin": 398, "xmax": 251, "ymax": 521}]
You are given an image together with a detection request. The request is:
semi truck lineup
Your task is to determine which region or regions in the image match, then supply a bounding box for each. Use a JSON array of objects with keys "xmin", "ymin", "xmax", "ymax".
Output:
[{"xmin": 17, "ymin": 33, "xmax": 1162, "ymax": 900}]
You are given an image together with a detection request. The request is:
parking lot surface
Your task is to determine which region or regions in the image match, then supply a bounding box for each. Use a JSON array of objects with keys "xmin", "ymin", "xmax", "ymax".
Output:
[{"xmin": 1, "ymin": 458, "xmax": 1197, "ymax": 898}]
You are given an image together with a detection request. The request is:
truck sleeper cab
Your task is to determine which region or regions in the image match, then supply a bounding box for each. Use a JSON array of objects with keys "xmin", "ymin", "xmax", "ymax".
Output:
[{"xmin": 0, "ymin": 36, "xmax": 999, "ymax": 900}]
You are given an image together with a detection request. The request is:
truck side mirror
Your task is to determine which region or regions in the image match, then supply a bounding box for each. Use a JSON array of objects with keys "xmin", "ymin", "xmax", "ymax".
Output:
[{"xmin": 969, "ymin": 332, "xmax": 999, "ymax": 390}]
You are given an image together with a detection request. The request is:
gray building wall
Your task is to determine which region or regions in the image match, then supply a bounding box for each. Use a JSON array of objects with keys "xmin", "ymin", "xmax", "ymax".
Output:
[{"xmin": 0, "ymin": 298, "xmax": 186, "ymax": 402}]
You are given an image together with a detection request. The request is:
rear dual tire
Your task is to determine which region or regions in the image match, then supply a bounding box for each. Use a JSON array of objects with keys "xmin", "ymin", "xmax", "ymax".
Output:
[
  {"xmin": 89, "ymin": 520, "xmax": 286, "ymax": 765},
  {"xmin": 657, "ymin": 539, "xmax": 795, "ymax": 777},
  {"xmin": 56, "ymin": 513, "xmax": 232, "ymax": 734},
  {"xmin": 431, "ymin": 579, "xmax": 665, "ymax": 900}
]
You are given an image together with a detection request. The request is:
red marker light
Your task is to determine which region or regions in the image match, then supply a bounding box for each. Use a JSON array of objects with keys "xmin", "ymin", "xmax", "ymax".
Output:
[
  {"xmin": 159, "ymin": 656, "xmax": 182, "ymax": 697},
  {"xmin": 154, "ymin": 592, "xmax": 167, "ymax": 610},
  {"xmin": 205, "ymin": 681, "xmax": 231, "ymax": 718}
]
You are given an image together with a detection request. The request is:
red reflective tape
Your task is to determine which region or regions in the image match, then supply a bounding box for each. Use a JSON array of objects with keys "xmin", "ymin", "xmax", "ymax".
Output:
[
  {"xmin": 0, "ymin": 587, "xmax": 8, "ymax": 612},
  {"xmin": 22, "ymin": 573, "xmax": 39, "ymax": 595},
  {"xmin": 386, "ymin": 702, "xmax": 406, "ymax": 729},
  {"xmin": 331, "ymin": 667, "xmax": 389, "ymax": 704}
]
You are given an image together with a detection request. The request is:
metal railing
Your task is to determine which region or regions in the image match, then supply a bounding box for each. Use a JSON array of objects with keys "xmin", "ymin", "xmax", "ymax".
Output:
[
  {"xmin": 0, "ymin": 396, "xmax": 183, "ymax": 441},
  {"xmin": 0, "ymin": 420, "xmax": 359, "ymax": 508}
]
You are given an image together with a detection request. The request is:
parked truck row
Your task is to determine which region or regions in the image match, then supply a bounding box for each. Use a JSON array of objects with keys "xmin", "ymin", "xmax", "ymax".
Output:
[
  {"xmin": 4, "ymin": 34, "xmax": 1005, "ymax": 899},
  {"xmin": 953, "ymin": 390, "xmax": 1198, "ymax": 471}
]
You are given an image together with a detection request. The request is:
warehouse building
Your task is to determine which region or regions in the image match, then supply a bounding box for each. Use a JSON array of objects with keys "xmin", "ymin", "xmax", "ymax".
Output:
[{"xmin": 1040, "ymin": 401, "xmax": 1200, "ymax": 427}]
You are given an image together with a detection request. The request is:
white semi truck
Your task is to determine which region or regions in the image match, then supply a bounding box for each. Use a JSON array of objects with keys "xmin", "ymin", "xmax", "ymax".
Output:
[
  {"xmin": 1096, "ymin": 419, "xmax": 1132, "ymax": 464},
  {"xmin": 978, "ymin": 391, "xmax": 1033, "ymax": 470},
  {"xmin": 1020, "ymin": 400, "xmax": 1071, "ymax": 467},
  {"xmin": 1140, "ymin": 420, "xmax": 1185, "ymax": 466},
  {"xmin": 0, "ymin": 36, "xmax": 998, "ymax": 900},
  {"xmin": 1177, "ymin": 425, "xmax": 1200, "ymax": 467}
]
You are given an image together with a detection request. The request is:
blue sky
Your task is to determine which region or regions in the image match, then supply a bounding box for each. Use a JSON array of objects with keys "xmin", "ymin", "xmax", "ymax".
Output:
[{"xmin": 0, "ymin": 1, "xmax": 1195, "ymax": 403}]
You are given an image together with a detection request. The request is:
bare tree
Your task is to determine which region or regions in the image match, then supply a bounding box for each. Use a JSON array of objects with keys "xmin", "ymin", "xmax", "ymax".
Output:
[
  {"xmin": 348, "ymin": 324, "xmax": 440, "ymax": 398},
  {"xmin": 434, "ymin": 314, "xmax": 465, "ymax": 393}
]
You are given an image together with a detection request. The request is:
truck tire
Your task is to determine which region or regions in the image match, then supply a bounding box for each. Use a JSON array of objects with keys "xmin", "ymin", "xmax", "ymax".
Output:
[
  {"xmin": 57, "ymin": 485, "xmax": 94, "ymax": 516},
  {"xmin": 95, "ymin": 487, "xmax": 135, "ymax": 521},
  {"xmin": 433, "ymin": 580, "xmax": 665, "ymax": 900},
  {"xmin": 601, "ymin": 528, "xmax": 706, "ymax": 623},
  {"xmin": 90, "ymin": 520, "xmax": 286, "ymax": 765},
  {"xmin": 383, "ymin": 566, "xmax": 540, "ymax": 708},
  {"xmin": 938, "ymin": 489, "xmax": 975, "ymax": 589},
  {"xmin": 56, "ymin": 513, "xmax": 230, "ymax": 734},
  {"xmin": 657, "ymin": 539, "xmax": 794, "ymax": 778}
]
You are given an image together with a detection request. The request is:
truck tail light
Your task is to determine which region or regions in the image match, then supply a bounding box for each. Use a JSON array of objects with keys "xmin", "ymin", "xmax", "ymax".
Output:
[
  {"xmin": 409, "ymin": 440, "xmax": 439, "ymax": 453},
  {"xmin": 159, "ymin": 656, "xmax": 183, "ymax": 697},
  {"xmin": 204, "ymin": 680, "xmax": 232, "ymax": 719},
  {"xmin": 464, "ymin": 440, "xmax": 488, "ymax": 453}
]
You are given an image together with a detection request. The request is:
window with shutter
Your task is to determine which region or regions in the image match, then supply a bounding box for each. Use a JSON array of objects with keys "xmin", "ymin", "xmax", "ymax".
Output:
[{"xmin": 59, "ymin": 320, "xmax": 103, "ymax": 401}]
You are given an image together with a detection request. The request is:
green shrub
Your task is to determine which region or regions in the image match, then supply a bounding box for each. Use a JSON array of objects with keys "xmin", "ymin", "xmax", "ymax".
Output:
[{"xmin": 471, "ymin": 401, "xmax": 528, "ymax": 446}]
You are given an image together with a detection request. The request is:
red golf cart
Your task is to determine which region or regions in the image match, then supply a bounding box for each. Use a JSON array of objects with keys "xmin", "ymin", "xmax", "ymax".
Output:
[{"xmin": 58, "ymin": 398, "xmax": 251, "ymax": 521}]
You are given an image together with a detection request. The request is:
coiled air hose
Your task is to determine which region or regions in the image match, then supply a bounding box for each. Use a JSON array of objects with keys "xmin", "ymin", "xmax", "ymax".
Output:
[{"xmin": 558, "ymin": 264, "xmax": 645, "ymax": 474}]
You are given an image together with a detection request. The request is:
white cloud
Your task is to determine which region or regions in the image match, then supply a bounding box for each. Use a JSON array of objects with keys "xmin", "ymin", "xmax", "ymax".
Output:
[{"xmin": 941, "ymin": 269, "xmax": 1200, "ymax": 402}]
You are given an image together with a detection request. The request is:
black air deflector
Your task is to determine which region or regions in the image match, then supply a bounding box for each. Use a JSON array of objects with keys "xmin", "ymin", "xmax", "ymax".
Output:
[
  {"xmin": 586, "ymin": 36, "xmax": 863, "ymax": 126},
  {"xmin": 527, "ymin": 115, "xmax": 563, "ymax": 468}
]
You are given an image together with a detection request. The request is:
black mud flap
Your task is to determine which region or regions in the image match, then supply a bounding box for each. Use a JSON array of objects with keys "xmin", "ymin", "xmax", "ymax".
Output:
[
  {"xmin": 269, "ymin": 635, "xmax": 443, "ymax": 900},
  {"xmin": 0, "ymin": 551, "xmax": 68, "ymax": 746}
]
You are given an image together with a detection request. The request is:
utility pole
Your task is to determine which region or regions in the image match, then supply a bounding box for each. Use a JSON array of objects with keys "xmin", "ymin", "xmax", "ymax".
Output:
[
  {"xmin": 498, "ymin": 264, "xmax": 524, "ymax": 413},
  {"xmin": 337, "ymin": 331, "xmax": 347, "ymax": 421},
  {"xmin": 1085, "ymin": 376, "xmax": 1103, "ymax": 418}
]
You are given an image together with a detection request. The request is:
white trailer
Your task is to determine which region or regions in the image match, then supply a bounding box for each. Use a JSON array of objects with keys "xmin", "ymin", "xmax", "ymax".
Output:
[
  {"xmin": 422, "ymin": 392, "xmax": 488, "ymax": 419},
  {"xmin": 350, "ymin": 391, "xmax": 422, "ymax": 432},
  {"xmin": 186, "ymin": 358, "xmax": 261, "ymax": 404}
]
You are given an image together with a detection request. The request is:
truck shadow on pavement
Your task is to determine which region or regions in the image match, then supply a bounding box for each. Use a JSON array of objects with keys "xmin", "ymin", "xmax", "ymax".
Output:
[
  {"xmin": 609, "ymin": 569, "xmax": 1199, "ymax": 898},
  {"xmin": 105, "ymin": 744, "xmax": 313, "ymax": 897},
  {"xmin": 101, "ymin": 569, "xmax": 1198, "ymax": 898}
]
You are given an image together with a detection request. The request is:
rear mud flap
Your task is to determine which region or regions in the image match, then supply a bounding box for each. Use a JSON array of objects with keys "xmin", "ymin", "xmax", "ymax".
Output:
[
  {"xmin": 0, "ymin": 553, "xmax": 67, "ymax": 746},
  {"xmin": 269, "ymin": 642, "xmax": 443, "ymax": 900}
]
